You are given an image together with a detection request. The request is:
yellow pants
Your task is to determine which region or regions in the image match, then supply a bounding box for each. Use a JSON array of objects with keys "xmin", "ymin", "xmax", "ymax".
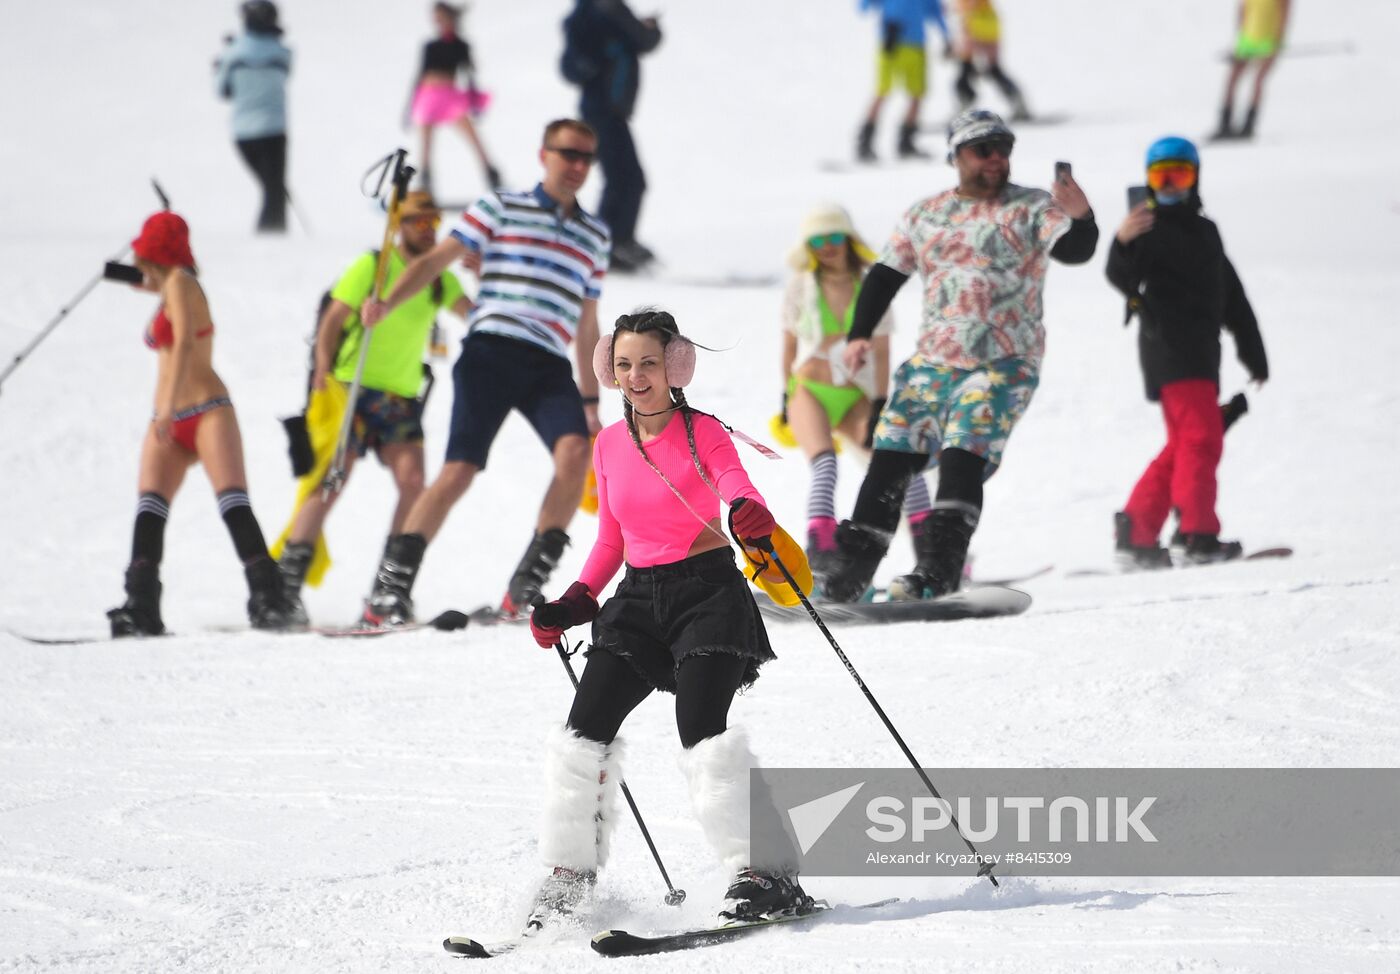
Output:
[{"xmin": 877, "ymin": 43, "xmax": 928, "ymax": 97}]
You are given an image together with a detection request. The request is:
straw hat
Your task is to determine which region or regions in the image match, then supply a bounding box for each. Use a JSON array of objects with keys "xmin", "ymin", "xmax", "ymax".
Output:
[{"xmin": 785, "ymin": 203, "xmax": 878, "ymax": 271}]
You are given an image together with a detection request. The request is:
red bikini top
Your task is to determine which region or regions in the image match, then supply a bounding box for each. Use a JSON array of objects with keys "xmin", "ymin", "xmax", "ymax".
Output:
[{"xmin": 145, "ymin": 306, "xmax": 214, "ymax": 350}]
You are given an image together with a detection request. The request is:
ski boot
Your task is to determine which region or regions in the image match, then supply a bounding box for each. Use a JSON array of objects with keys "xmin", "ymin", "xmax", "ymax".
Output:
[
  {"xmin": 819, "ymin": 521, "xmax": 891, "ymax": 603},
  {"xmin": 1210, "ymin": 104, "xmax": 1236, "ymax": 142},
  {"xmin": 888, "ymin": 506, "xmax": 976, "ymax": 600},
  {"xmin": 503, "ymin": 528, "xmax": 569, "ymax": 616},
  {"xmin": 1238, "ymin": 105, "xmax": 1259, "ymax": 140},
  {"xmin": 525, "ymin": 866, "xmax": 597, "ymax": 932},
  {"xmin": 720, "ymin": 868, "xmax": 814, "ymax": 922},
  {"xmin": 107, "ymin": 561, "xmax": 166, "ymax": 638},
  {"xmin": 856, "ymin": 121, "xmax": 877, "ymax": 163},
  {"xmin": 896, "ymin": 122, "xmax": 929, "ymax": 160},
  {"xmin": 363, "ymin": 533, "xmax": 427, "ymax": 626},
  {"xmin": 246, "ymin": 556, "xmax": 306, "ymax": 630},
  {"xmin": 1181, "ymin": 533, "xmax": 1244, "ymax": 565},
  {"xmin": 1114, "ymin": 512, "xmax": 1173, "ymax": 571}
]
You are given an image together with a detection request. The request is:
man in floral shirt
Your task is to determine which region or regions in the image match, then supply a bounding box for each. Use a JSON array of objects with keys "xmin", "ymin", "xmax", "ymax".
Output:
[{"xmin": 822, "ymin": 109, "xmax": 1098, "ymax": 602}]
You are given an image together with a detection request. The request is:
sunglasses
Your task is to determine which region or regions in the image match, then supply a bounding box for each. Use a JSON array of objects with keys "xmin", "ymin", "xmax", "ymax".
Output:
[
  {"xmin": 546, "ymin": 145, "xmax": 597, "ymax": 165},
  {"xmin": 1146, "ymin": 161, "xmax": 1198, "ymax": 192},
  {"xmin": 967, "ymin": 139, "xmax": 1013, "ymax": 160},
  {"xmin": 808, "ymin": 232, "xmax": 849, "ymax": 249},
  {"xmin": 403, "ymin": 213, "xmax": 441, "ymax": 229}
]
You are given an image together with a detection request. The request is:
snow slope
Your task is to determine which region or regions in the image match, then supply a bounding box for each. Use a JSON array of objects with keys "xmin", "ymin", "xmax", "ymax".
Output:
[{"xmin": 2, "ymin": 1, "xmax": 1398, "ymax": 971}]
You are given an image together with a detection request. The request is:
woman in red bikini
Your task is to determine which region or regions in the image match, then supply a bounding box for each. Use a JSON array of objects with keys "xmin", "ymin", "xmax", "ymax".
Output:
[{"xmin": 107, "ymin": 211, "xmax": 302, "ymax": 637}]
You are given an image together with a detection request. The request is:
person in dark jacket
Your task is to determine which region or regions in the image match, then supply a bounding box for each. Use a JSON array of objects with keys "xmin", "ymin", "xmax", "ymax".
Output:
[
  {"xmin": 564, "ymin": 0, "xmax": 661, "ymax": 272},
  {"xmin": 214, "ymin": 1, "xmax": 292, "ymax": 233},
  {"xmin": 1107, "ymin": 136, "xmax": 1268, "ymax": 569}
]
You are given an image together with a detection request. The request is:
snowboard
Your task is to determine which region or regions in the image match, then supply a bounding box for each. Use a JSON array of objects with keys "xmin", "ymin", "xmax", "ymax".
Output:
[
  {"xmin": 1066, "ymin": 546, "xmax": 1293, "ymax": 578},
  {"xmin": 756, "ymin": 585, "xmax": 1030, "ymax": 625}
]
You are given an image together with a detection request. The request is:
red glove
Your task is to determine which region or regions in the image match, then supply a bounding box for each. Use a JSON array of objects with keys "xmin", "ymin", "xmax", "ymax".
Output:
[
  {"xmin": 729, "ymin": 497, "xmax": 777, "ymax": 546},
  {"xmin": 529, "ymin": 581, "xmax": 600, "ymax": 648}
]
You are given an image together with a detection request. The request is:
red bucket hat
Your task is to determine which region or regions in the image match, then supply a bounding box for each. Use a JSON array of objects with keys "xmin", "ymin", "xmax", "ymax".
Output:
[{"xmin": 132, "ymin": 212, "xmax": 196, "ymax": 268}]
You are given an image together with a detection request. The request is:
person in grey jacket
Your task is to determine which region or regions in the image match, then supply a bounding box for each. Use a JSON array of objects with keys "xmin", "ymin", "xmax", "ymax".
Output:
[{"xmin": 214, "ymin": 1, "xmax": 291, "ymax": 233}]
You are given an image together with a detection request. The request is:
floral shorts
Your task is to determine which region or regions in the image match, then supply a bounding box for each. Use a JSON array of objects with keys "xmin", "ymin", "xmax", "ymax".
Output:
[{"xmin": 872, "ymin": 355, "xmax": 1039, "ymax": 473}]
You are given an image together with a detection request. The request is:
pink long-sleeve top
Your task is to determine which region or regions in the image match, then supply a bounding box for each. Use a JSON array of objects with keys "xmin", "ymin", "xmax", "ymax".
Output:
[{"xmin": 578, "ymin": 411, "xmax": 765, "ymax": 596}]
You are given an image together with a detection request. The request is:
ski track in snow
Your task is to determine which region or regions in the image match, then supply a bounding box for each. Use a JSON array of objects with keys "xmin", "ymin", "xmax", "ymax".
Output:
[{"xmin": 4, "ymin": 0, "xmax": 1400, "ymax": 970}]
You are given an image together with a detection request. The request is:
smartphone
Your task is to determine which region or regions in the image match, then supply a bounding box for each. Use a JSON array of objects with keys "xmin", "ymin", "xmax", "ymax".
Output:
[
  {"xmin": 103, "ymin": 261, "xmax": 144, "ymax": 285},
  {"xmin": 1126, "ymin": 184, "xmax": 1150, "ymax": 209},
  {"xmin": 1054, "ymin": 161, "xmax": 1072, "ymax": 182}
]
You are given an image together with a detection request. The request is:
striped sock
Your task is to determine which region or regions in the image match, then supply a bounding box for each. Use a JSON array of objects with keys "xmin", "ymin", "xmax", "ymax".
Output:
[
  {"xmin": 903, "ymin": 474, "xmax": 932, "ymax": 520},
  {"xmin": 806, "ymin": 450, "xmax": 838, "ymax": 521},
  {"xmin": 217, "ymin": 488, "xmax": 269, "ymax": 564}
]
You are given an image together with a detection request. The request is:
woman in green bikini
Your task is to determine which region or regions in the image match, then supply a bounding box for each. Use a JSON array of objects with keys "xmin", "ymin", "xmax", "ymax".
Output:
[{"xmin": 778, "ymin": 203, "xmax": 931, "ymax": 577}]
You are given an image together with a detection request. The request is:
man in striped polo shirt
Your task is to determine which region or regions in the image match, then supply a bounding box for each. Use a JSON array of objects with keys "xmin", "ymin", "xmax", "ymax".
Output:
[{"xmin": 358, "ymin": 118, "xmax": 609, "ymax": 625}]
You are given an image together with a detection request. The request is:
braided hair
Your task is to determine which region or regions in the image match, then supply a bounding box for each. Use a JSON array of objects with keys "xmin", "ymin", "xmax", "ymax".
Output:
[{"xmin": 612, "ymin": 311, "xmax": 727, "ymax": 537}]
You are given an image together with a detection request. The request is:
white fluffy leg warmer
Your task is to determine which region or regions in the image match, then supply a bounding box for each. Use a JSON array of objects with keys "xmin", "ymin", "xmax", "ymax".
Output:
[
  {"xmin": 538, "ymin": 724, "xmax": 626, "ymax": 872},
  {"xmin": 678, "ymin": 726, "xmax": 758, "ymax": 875}
]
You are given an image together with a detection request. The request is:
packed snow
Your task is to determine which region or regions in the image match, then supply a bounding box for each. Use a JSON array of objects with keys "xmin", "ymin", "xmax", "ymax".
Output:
[{"xmin": 2, "ymin": 0, "xmax": 1398, "ymax": 971}]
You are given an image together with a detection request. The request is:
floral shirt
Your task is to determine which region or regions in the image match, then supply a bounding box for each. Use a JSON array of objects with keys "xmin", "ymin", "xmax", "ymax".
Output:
[{"xmin": 880, "ymin": 184, "xmax": 1072, "ymax": 370}]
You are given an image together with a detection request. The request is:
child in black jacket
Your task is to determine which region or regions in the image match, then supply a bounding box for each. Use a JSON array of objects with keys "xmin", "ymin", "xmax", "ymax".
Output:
[{"xmin": 1106, "ymin": 136, "xmax": 1268, "ymax": 569}]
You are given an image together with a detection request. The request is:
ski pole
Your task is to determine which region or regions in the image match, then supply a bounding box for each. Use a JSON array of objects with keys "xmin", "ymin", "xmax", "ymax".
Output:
[
  {"xmin": 1, "ymin": 179, "xmax": 169, "ymax": 397},
  {"xmin": 756, "ymin": 539, "xmax": 1000, "ymax": 888},
  {"xmin": 322, "ymin": 149, "xmax": 413, "ymax": 501},
  {"xmin": 554, "ymin": 640, "xmax": 687, "ymax": 906},
  {"xmin": 285, "ymin": 186, "xmax": 312, "ymax": 236}
]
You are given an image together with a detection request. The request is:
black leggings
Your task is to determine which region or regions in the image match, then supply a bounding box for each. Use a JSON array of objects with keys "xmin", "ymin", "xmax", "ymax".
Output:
[
  {"xmin": 235, "ymin": 133, "xmax": 287, "ymax": 232},
  {"xmin": 852, "ymin": 447, "xmax": 988, "ymax": 531},
  {"xmin": 567, "ymin": 649, "xmax": 749, "ymax": 750}
]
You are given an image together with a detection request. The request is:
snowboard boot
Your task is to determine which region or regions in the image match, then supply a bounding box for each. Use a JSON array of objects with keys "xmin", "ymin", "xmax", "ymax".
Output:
[
  {"xmin": 1239, "ymin": 104, "xmax": 1259, "ymax": 139},
  {"xmin": 364, "ymin": 533, "xmax": 427, "ymax": 626},
  {"xmin": 532, "ymin": 725, "xmax": 624, "ymax": 930},
  {"xmin": 721, "ymin": 868, "xmax": 814, "ymax": 921},
  {"xmin": 107, "ymin": 561, "xmax": 165, "ymax": 638},
  {"xmin": 1114, "ymin": 512, "xmax": 1173, "ymax": 571},
  {"xmin": 1181, "ymin": 533, "xmax": 1244, "ymax": 565},
  {"xmin": 888, "ymin": 506, "xmax": 977, "ymax": 601},
  {"xmin": 820, "ymin": 521, "xmax": 891, "ymax": 603},
  {"xmin": 896, "ymin": 122, "xmax": 929, "ymax": 160},
  {"xmin": 504, "ymin": 528, "xmax": 570, "ymax": 616},
  {"xmin": 245, "ymin": 555, "xmax": 306, "ymax": 630},
  {"xmin": 857, "ymin": 121, "xmax": 878, "ymax": 163}
]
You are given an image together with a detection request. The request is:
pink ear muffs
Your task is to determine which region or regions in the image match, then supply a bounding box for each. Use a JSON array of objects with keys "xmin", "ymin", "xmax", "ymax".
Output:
[{"xmin": 592, "ymin": 333, "xmax": 696, "ymax": 390}]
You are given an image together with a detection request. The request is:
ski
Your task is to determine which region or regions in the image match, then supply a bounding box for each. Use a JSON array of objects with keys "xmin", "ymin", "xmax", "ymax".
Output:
[
  {"xmin": 757, "ymin": 585, "xmax": 1030, "ymax": 626},
  {"xmin": 590, "ymin": 897, "xmax": 900, "ymax": 957},
  {"xmin": 1067, "ymin": 546, "xmax": 1293, "ymax": 578}
]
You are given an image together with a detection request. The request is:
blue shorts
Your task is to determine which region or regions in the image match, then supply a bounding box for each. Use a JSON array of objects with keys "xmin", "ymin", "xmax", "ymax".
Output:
[
  {"xmin": 873, "ymin": 355, "xmax": 1039, "ymax": 474},
  {"xmin": 445, "ymin": 333, "xmax": 589, "ymax": 468}
]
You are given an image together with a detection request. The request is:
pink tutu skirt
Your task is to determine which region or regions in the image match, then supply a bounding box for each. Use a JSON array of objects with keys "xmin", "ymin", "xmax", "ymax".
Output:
[{"xmin": 411, "ymin": 81, "xmax": 492, "ymax": 125}]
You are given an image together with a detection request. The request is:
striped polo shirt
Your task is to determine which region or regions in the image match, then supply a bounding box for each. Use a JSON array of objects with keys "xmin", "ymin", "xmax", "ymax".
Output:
[{"xmin": 447, "ymin": 184, "xmax": 611, "ymax": 359}]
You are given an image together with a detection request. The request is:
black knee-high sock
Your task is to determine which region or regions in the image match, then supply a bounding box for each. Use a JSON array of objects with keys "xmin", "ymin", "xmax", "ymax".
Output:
[
  {"xmin": 217, "ymin": 488, "xmax": 270, "ymax": 564},
  {"xmin": 934, "ymin": 447, "xmax": 988, "ymax": 514},
  {"xmin": 851, "ymin": 450, "xmax": 931, "ymax": 533},
  {"xmin": 131, "ymin": 492, "xmax": 169, "ymax": 566},
  {"xmin": 986, "ymin": 64, "xmax": 1022, "ymax": 98}
]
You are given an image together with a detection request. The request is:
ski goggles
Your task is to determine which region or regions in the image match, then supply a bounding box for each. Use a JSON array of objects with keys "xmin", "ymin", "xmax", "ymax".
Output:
[
  {"xmin": 807, "ymin": 232, "xmax": 849, "ymax": 249},
  {"xmin": 1147, "ymin": 161, "xmax": 1198, "ymax": 192},
  {"xmin": 966, "ymin": 138, "xmax": 1013, "ymax": 160}
]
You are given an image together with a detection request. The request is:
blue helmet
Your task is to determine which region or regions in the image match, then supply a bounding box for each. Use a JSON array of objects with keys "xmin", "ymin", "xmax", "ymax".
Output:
[{"xmin": 1145, "ymin": 136, "xmax": 1200, "ymax": 169}]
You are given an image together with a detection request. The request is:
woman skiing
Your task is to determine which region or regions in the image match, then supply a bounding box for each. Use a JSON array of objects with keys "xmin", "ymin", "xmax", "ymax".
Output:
[
  {"xmin": 524, "ymin": 310, "xmax": 811, "ymax": 927},
  {"xmin": 106, "ymin": 211, "xmax": 302, "ymax": 636},
  {"xmin": 408, "ymin": 2, "xmax": 501, "ymax": 192},
  {"xmin": 777, "ymin": 203, "xmax": 932, "ymax": 579}
]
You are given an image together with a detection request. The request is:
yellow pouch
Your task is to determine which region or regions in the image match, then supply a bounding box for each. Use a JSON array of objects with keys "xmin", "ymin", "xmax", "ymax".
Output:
[
  {"xmin": 768, "ymin": 413, "xmax": 797, "ymax": 449},
  {"xmin": 579, "ymin": 434, "xmax": 599, "ymax": 514},
  {"xmin": 737, "ymin": 524, "xmax": 813, "ymax": 607}
]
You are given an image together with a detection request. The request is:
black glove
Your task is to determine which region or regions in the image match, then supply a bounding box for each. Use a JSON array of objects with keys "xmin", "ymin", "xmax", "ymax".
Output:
[
  {"xmin": 864, "ymin": 397, "xmax": 887, "ymax": 449},
  {"xmin": 530, "ymin": 581, "xmax": 599, "ymax": 648}
]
